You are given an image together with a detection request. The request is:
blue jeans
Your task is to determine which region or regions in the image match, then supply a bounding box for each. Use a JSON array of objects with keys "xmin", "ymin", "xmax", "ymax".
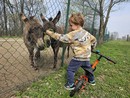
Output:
[{"xmin": 67, "ymin": 59, "xmax": 94, "ymax": 85}]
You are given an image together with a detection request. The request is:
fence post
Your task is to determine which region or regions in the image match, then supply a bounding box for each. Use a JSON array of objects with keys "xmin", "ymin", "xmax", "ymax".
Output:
[
  {"xmin": 127, "ymin": 34, "xmax": 129, "ymax": 41},
  {"xmin": 61, "ymin": 0, "xmax": 71, "ymax": 66}
]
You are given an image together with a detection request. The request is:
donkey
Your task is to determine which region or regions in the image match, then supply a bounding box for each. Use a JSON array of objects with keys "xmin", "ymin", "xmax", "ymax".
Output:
[
  {"xmin": 40, "ymin": 11, "xmax": 70, "ymax": 68},
  {"xmin": 20, "ymin": 13, "xmax": 51, "ymax": 70}
]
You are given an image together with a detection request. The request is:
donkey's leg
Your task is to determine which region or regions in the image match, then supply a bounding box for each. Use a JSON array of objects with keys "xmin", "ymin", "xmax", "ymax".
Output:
[
  {"xmin": 28, "ymin": 48, "xmax": 34, "ymax": 67},
  {"xmin": 34, "ymin": 48, "xmax": 40, "ymax": 60},
  {"xmin": 27, "ymin": 48, "xmax": 38, "ymax": 70},
  {"xmin": 52, "ymin": 46, "xmax": 59, "ymax": 68},
  {"xmin": 33, "ymin": 47, "xmax": 40, "ymax": 70}
]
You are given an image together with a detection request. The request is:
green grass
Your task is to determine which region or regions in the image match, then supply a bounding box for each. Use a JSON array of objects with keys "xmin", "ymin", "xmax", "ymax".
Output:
[{"xmin": 15, "ymin": 40, "xmax": 130, "ymax": 98}]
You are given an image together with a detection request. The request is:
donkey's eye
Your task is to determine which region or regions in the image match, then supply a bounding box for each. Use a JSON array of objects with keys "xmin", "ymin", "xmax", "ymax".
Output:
[{"xmin": 34, "ymin": 27, "xmax": 39, "ymax": 30}]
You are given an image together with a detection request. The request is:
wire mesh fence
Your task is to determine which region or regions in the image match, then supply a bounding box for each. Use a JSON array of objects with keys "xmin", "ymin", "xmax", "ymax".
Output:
[
  {"xmin": 0, "ymin": 0, "xmax": 72, "ymax": 98},
  {"xmin": 0, "ymin": 0, "xmax": 110, "ymax": 97}
]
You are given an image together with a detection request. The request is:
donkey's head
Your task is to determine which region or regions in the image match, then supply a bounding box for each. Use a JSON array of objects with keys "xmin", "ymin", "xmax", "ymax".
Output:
[
  {"xmin": 40, "ymin": 11, "xmax": 61, "ymax": 32},
  {"xmin": 20, "ymin": 13, "xmax": 50, "ymax": 50}
]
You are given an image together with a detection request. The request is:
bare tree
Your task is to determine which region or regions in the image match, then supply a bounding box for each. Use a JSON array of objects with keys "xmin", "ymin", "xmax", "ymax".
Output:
[
  {"xmin": 86, "ymin": 0, "xmax": 128, "ymax": 44},
  {"xmin": 63, "ymin": 0, "xmax": 99, "ymax": 35},
  {"xmin": 20, "ymin": 0, "xmax": 24, "ymax": 13},
  {"xmin": 0, "ymin": 0, "xmax": 46, "ymax": 36},
  {"xmin": 0, "ymin": 0, "xmax": 4, "ymax": 36},
  {"xmin": 20, "ymin": 0, "xmax": 24, "ymax": 34},
  {"xmin": 3, "ymin": 0, "xmax": 8, "ymax": 35}
]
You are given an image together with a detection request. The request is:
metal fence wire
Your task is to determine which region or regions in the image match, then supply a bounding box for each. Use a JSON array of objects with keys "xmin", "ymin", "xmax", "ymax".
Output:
[
  {"xmin": 0, "ymin": 0, "xmax": 109, "ymax": 97},
  {"xmin": 0, "ymin": 0, "xmax": 69, "ymax": 97}
]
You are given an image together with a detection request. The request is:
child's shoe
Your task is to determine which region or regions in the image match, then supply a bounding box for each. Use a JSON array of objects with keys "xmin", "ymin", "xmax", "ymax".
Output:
[
  {"xmin": 64, "ymin": 82, "xmax": 75, "ymax": 90},
  {"xmin": 89, "ymin": 80, "xmax": 96, "ymax": 86}
]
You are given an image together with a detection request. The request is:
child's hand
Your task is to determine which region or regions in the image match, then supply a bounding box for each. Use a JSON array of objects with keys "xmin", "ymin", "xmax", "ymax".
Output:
[{"xmin": 48, "ymin": 29, "xmax": 55, "ymax": 32}]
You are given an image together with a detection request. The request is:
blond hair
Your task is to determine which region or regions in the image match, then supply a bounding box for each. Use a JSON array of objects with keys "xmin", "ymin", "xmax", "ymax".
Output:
[{"xmin": 69, "ymin": 13, "xmax": 84, "ymax": 27}]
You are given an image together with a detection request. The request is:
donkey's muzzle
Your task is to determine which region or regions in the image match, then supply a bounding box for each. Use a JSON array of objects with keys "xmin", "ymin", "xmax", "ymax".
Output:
[
  {"xmin": 44, "ymin": 35, "xmax": 51, "ymax": 48},
  {"xmin": 36, "ymin": 38, "xmax": 44, "ymax": 50},
  {"xmin": 46, "ymin": 39, "xmax": 51, "ymax": 47}
]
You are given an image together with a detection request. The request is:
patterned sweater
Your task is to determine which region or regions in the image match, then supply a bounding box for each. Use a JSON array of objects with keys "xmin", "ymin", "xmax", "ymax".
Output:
[{"xmin": 46, "ymin": 27, "xmax": 97, "ymax": 61}]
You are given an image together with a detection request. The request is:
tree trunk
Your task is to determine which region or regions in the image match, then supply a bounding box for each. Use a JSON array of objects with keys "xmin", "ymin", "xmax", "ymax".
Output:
[
  {"xmin": 98, "ymin": 0, "xmax": 113, "ymax": 44},
  {"xmin": 3, "ymin": 0, "xmax": 8, "ymax": 35},
  {"xmin": 20, "ymin": 0, "xmax": 24, "ymax": 36},
  {"xmin": 98, "ymin": 0, "xmax": 104, "ymax": 44},
  {"xmin": 127, "ymin": 35, "xmax": 129, "ymax": 41},
  {"xmin": 98, "ymin": 23, "xmax": 104, "ymax": 44}
]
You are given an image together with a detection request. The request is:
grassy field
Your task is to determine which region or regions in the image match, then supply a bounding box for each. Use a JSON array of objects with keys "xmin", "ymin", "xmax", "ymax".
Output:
[{"xmin": 15, "ymin": 40, "xmax": 130, "ymax": 98}]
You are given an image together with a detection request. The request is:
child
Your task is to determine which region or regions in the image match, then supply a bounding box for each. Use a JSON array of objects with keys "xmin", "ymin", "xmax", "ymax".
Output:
[{"xmin": 45, "ymin": 13, "xmax": 97, "ymax": 90}]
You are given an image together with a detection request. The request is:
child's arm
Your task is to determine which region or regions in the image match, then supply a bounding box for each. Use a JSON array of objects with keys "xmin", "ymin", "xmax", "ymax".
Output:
[
  {"xmin": 46, "ymin": 30, "xmax": 74, "ymax": 43},
  {"xmin": 46, "ymin": 30, "xmax": 61, "ymax": 40},
  {"xmin": 90, "ymin": 34, "xmax": 97, "ymax": 49}
]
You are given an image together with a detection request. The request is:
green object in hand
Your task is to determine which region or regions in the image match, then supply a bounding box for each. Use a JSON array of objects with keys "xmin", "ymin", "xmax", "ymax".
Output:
[{"xmin": 49, "ymin": 29, "xmax": 54, "ymax": 32}]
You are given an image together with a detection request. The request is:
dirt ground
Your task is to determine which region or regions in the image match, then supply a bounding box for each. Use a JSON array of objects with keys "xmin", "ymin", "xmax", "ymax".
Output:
[{"xmin": 0, "ymin": 38, "xmax": 72, "ymax": 98}]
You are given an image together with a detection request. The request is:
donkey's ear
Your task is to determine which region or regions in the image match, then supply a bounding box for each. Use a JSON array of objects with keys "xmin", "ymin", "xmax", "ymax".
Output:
[
  {"xmin": 29, "ymin": 16, "xmax": 35, "ymax": 20},
  {"xmin": 40, "ymin": 13, "xmax": 48, "ymax": 23},
  {"xmin": 20, "ymin": 13, "xmax": 28, "ymax": 22},
  {"xmin": 52, "ymin": 11, "xmax": 61, "ymax": 24}
]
